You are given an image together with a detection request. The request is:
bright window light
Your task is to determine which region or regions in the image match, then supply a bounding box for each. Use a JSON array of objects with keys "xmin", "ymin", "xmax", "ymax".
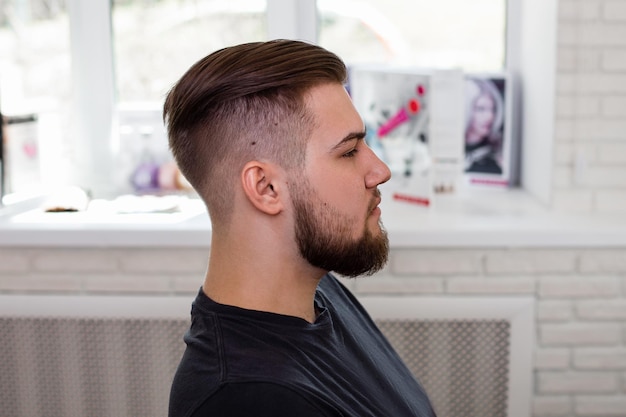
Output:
[
  {"xmin": 0, "ymin": 0, "xmax": 72, "ymax": 192},
  {"xmin": 112, "ymin": 0, "xmax": 268, "ymax": 103},
  {"xmin": 318, "ymin": 0, "xmax": 506, "ymax": 71}
]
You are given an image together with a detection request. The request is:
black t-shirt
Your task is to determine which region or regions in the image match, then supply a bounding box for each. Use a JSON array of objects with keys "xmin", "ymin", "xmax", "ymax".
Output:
[{"xmin": 169, "ymin": 274, "xmax": 437, "ymax": 417}]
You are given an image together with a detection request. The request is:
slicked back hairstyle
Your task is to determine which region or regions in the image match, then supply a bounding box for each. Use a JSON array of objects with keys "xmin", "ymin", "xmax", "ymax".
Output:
[{"xmin": 163, "ymin": 40, "xmax": 347, "ymax": 227}]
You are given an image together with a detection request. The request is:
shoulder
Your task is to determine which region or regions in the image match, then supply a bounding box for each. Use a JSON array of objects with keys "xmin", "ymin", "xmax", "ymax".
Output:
[
  {"xmin": 188, "ymin": 381, "xmax": 339, "ymax": 417},
  {"xmin": 318, "ymin": 273, "xmax": 353, "ymax": 302},
  {"xmin": 318, "ymin": 273, "xmax": 370, "ymax": 318}
]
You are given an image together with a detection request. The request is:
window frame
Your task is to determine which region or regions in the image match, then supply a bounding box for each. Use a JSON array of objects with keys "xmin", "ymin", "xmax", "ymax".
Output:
[
  {"xmin": 68, "ymin": 0, "xmax": 555, "ymax": 202},
  {"xmin": 67, "ymin": 0, "xmax": 117, "ymax": 197}
]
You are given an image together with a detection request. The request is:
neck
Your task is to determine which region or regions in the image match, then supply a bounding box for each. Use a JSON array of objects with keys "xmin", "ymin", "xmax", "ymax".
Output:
[{"xmin": 203, "ymin": 229, "xmax": 325, "ymax": 323}]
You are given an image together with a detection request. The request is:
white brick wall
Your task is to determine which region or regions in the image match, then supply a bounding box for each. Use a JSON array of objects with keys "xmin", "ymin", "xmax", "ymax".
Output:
[
  {"xmin": 0, "ymin": 249, "xmax": 30, "ymax": 273},
  {"xmin": 555, "ymin": 0, "xmax": 626, "ymax": 213},
  {"xmin": 603, "ymin": 49, "xmax": 626, "ymax": 71},
  {"xmin": 537, "ymin": 300, "xmax": 575, "ymax": 322},
  {"xmin": 580, "ymin": 249, "xmax": 626, "ymax": 272},
  {"xmin": 485, "ymin": 250, "xmax": 578, "ymax": 274},
  {"xmin": 559, "ymin": 0, "xmax": 601, "ymax": 21},
  {"xmin": 535, "ymin": 348, "xmax": 572, "ymax": 370},
  {"xmin": 2, "ymin": 245, "xmax": 626, "ymax": 417},
  {"xmin": 577, "ymin": 299, "xmax": 626, "ymax": 320},
  {"xmin": 391, "ymin": 249, "xmax": 483, "ymax": 275},
  {"xmin": 597, "ymin": 143, "xmax": 626, "ymax": 163},
  {"xmin": 538, "ymin": 276, "xmax": 621, "ymax": 298},
  {"xmin": 575, "ymin": 395, "xmax": 626, "ymax": 415},
  {"xmin": 446, "ymin": 276, "xmax": 536, "ymax": 294},
  {"xmin": 540, "ymin": 323, "xmax": 622, "ymax": 346},
  {"xmin": 574, "ymin": 348, "xmax": 626, "ymax": 369},
  {"xmin": 596, "ymin": 190, "xmax": 626, "ymax": 211},
  {"xmin": 533, "ymin": 395, "xmax": 572, "ymax": 417},
  {"xmin": 603, "ymin": 1, "xmax": 626, "ymax": 20},
  {"xmin": 538, "ymin": 371, "xmax": 620, "ymax": 394}
]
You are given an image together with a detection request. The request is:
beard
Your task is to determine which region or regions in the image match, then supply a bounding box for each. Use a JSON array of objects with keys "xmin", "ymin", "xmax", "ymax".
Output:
[{"xmin": 291, "ymin": 181, "xmax": 389, "ymax": 278}]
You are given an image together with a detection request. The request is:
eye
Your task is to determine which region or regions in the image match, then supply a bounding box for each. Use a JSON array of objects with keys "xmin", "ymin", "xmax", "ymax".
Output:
[{"xmin": 342, "ymin": 148, "xmax": 358, "ymax": 158}]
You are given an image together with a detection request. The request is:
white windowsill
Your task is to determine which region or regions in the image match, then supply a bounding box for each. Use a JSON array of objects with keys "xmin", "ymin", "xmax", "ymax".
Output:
[{"xmin": 1, "ymin": 185, "xmax": 626, "ymax": 249}]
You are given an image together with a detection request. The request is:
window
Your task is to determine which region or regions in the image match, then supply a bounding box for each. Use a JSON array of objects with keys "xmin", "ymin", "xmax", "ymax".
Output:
[
  {"xmin": 0, "ymin": 0, "xmax": 72, "ymax": 193},
  {"xmin": 112, "ymin": 0, "xmax": 267, "ymax": 103},
  {"xmin": 110, "ymin": 0, "xmax": 268, "ymax": 195},
  {"xmin": 1, "ymin": 0, "xmax": 511, "ymax": 200},
  {"xmin": 0, "ymin": 1, "xmax": 71, "ymax": 116},
  {"xmin": 318, "ymin": 0, "xmax": 507, "ymax": 71}
]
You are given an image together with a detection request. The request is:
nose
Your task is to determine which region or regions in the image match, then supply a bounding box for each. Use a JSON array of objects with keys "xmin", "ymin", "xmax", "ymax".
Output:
[{"xmin": 364, "ymin": 146, "xmax": 392, "ymax": 189}]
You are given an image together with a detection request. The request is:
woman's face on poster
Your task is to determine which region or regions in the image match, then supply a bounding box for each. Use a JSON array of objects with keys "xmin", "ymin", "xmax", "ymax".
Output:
[{"xmin": 467, "ymin": 93, "xmax": 495, "ymax": 144}]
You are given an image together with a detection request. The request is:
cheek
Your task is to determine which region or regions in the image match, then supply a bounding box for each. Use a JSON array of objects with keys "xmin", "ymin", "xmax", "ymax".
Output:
[{"xmin": 314, "ymin": 172, "xmax": 363, "ymax": 210}]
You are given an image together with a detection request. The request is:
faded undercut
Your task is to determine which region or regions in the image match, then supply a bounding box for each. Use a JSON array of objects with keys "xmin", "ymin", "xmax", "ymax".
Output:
[{"xmin": 163, "ymin": 39, "xmax": 347, "ymax": 226}]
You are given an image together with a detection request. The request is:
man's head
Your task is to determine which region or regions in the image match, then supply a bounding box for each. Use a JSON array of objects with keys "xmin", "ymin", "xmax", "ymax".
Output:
[
  {"xmin": 164, "ymin": 40, "xmax": 391, "ymax": 277},
  {"xmin": 163, "ymin": 39, "xmax": 346, "ymax": 226}
]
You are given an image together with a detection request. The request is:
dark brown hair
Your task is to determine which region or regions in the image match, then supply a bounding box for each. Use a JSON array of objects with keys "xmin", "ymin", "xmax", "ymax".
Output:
[{"xmin": 163, "ymin": 40, "xmax": 347, "ymax": 226}]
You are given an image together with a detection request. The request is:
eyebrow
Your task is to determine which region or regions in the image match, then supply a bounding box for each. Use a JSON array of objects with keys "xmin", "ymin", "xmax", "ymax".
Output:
[{"xmin": 329, "ymin": 128, "xmax": 367, "ymax": 152}]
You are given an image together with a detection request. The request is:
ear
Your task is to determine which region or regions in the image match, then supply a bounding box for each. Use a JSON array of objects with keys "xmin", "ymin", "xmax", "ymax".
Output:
[{"xmin": 241, "ymin": 161, "xmax": 284, "ymax": 215}]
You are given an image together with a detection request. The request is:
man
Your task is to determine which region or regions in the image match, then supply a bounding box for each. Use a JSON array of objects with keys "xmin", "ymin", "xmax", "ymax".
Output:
[{"xmin": 164, "ymin": 39, "xmax": 436, "ymax": 417}]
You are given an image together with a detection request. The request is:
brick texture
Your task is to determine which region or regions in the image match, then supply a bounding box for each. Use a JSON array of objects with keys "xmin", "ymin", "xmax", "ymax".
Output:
[
  {"xmin": 540, "ymin": 323, "xmax": 622, "ymax": 346},
  {"xmin": 391, "ymin": 249, "xmax": 483, "ymax": 275},
  {"xmin": 574, "ymin": 348, "xmax": 626, "ymax": 370},
  {"xmin": 575, "ymin": 395, "xmax": 626, "ymax": 415},
  {"xmin": 535, "ymin": 348, "xmax": 572, "ymax": 370},
  {"xmin": 538, "ymin": 371, "xmax": 619, "ymax": 394},
  {"xmin": 538, "ymin": 276, "xmax": 621, "ymax": 298},
  {"xmin": 533, "ymin": 395, "xmax": 572, "ymax": 417},
  {"xmin": 555, "ymin": 0, "xmax": 626, "ymax": 214},
  {"xmin": 485, "ymin": 250, "xmax": 578, "ymax": 275},
  {"xmin": 2, "ymin": 243, "xmax": 626, "ymax": 415}
]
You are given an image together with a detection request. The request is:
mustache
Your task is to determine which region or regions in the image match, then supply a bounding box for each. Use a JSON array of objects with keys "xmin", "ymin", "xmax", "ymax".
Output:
[{"xmin": 368, "ymin": 189, "xmax": 382, "ymax": 214}]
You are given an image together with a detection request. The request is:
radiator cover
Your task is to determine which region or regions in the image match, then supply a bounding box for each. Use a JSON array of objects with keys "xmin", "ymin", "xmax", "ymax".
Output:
[{"xmin": 0, "ymin": 294, "xmax": 534, "ymax": 417}]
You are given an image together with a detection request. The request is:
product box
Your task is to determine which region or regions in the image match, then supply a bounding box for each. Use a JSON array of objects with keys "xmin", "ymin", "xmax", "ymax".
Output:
[
  {"xmin": 2, "ymin": 113, "xmax": 40, "ymax": 196},
  {"xmin": 348, "ymin": 65, "xmax": 465, "ymax": 206}
]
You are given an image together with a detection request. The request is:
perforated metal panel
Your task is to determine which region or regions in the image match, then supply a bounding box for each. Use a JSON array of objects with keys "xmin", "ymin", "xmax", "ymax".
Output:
[
  {"xmin": 376, "ymin": 319, "xmax": 511, "ymax": 417},
  {"xmin": 0, "ymin": 296, "xmax": 525, "ymax": 417},
  {"xmin": 0, "ymin": 317, "xmax": 187, "ymax": 417}
]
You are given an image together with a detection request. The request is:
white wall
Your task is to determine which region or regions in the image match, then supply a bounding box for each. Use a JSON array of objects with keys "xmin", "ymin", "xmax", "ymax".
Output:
[
  {"xmin": 514, "ymin": 0, "xmax": 558, "ymax": 206},
  {"xmin": 2, "ymin": 245, "xmax": 626, "ymax": 416},
  {"xmin": 552, "ymin": 0, "xmax": 626, "ymax": 212}
]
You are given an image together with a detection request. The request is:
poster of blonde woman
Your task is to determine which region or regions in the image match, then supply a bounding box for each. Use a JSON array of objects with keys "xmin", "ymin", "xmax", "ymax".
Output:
[
  {"xmin": 464, "ymin": 74, "xmax": 516, "ymax": 187},
  {"xmin": 464, "ymin": 76, "xmax": 505, "ymax": 175}
]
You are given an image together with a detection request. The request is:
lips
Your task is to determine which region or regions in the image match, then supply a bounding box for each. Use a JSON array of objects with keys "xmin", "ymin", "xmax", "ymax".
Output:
[
  {"xmin": 369, "ymin": 190, "xmax": 382, "ymax": 214},
  {"xmin": 370, "ymin": 198, "xmax": 381, "ymax": 213}
]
